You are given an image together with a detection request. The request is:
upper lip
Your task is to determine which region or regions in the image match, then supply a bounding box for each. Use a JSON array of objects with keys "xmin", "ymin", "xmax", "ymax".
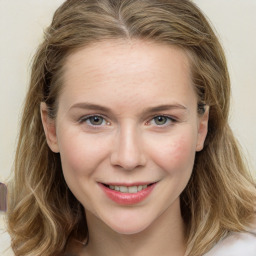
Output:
[{"xmin": 100, "ymin": 182, "xmax": 157, "ymax": 186}]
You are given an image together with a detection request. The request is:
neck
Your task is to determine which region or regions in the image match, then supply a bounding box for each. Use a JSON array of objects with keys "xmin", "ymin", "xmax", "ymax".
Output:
[{"xmin": 84, "ymin": 199, "xmax": 186, "ymax": 256}]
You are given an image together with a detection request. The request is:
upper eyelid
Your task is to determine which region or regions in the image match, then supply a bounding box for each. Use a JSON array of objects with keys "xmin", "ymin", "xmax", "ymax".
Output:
[
  {"xmin": 147, "ymin": 114, "xmax": 177, "ymax": 122},
  {"xmin": 70, "ymin": 103, "xmax": 188, "ymax": 124},
  {"xmin": 78, "ymin": 114, "xmax": 108, "ymax": 122},
  {"xmin": 77, "ymin": 113, "xmax": 178, "ymax": 125},
  {"xmin": 154, "ymin": 114, "xmax": 176, "ymax": 119}
]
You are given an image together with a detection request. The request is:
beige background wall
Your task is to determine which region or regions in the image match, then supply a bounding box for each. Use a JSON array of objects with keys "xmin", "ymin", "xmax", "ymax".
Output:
[{"xmin": 0, "ymin": 0, "xmax": 256, "ymax": 182}]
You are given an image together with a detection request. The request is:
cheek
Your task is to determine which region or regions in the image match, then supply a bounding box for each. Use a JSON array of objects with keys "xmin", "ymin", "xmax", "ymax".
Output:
[
  {"xmin": 147, "ymin": 130, "xmax": 197, "ymax": 173},
  {"xmin": 57, "ymin": 131, "xmax": 109, "ymax": 177},
  {"xmin": 170, "ymin": 136, "xmax": 195, "ymax": 163}
]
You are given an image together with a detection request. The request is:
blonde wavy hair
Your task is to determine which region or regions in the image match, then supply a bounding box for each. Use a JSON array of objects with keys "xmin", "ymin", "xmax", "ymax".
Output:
[{"xmin": 7, "ymin": 0, "xmax": 256, "ymax": 255}]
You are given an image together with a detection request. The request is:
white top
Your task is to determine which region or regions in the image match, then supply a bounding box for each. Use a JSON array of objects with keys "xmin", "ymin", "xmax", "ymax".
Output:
[
  {"xmin": 1, "ymin": 213, "xmax": 256, "ymax": 256},
  {"xmin": 0, "ymin": 213, "xmax": 13, "ymax": 256},
  {"xmin": 204, "ymin": 230, "xmax": 256, "ymax": 256}
]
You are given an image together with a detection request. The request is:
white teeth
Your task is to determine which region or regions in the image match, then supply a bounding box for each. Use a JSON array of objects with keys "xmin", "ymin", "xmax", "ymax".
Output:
[
  {"xmin": 128, "ymin": 186, "xmax": 138, "ymax": 193},
  {"xmin": 138, "ymin": 185, "xmax": 143, "ymax": 192},
  {"xmin": 119, "ymin": 186, "xmax": 128, "ymax": 193},
  {"xmin": 108, "ymin": 184, "xmax": 149, "ymax": 193}
]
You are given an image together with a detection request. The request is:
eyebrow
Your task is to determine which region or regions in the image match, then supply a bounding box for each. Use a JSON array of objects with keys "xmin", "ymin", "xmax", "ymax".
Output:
[
  {"xmin": 69, "ymin": 102, "xmax": 111, "ymax": 112},
  {"xmin": 69, "ymin": 102, "xmax": 188, "ymax": 114},
  {"xmin": 142, "ymin": 104, "xmax": 187, "ymax": 114}
]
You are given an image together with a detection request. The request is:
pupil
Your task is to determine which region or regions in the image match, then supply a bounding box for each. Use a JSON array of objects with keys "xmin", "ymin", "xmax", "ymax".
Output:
[
  {"xmin": 90, "ymin": 116, "xmax": 103, "ymax": 125},
  {"xmin": 155, "ymin": 116, "xmax": 167, "ymax": 125}
]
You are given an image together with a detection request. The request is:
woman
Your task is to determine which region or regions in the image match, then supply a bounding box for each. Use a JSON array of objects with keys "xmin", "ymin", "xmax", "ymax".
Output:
[{"xmin": 7, "ymin": 0, "xmax": 256, "ymax": 255}]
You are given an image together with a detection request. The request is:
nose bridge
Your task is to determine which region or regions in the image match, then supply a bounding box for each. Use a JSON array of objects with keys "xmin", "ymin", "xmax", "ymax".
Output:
[{"xmin": 111, "ymin": 122, "xmax": 145, "ymax": 170}]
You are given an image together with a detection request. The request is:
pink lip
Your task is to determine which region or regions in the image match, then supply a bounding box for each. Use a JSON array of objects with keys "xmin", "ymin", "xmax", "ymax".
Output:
[
  {"xmin": 99, "ymin": 183, "xmax": 157, "ymax": 205},
  {"xmin": 105, "ymin": 182, "xmax": 152, "ymax": 186}
]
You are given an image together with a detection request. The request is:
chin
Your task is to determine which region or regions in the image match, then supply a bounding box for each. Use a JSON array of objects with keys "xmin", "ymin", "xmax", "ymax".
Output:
[
  {"xmin": 110, "ymin": 222, "xmax": 150, "ymax": 235},
  {"xmin": 103, "ymin": 212, "xmax": 154, "ymax": 235}
]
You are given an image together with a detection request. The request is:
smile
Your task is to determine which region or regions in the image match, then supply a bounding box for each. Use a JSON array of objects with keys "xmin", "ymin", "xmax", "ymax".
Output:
[
  {"xmin": 100, "ymin": 182, "xmax": 157, "ymax": 205},
  {"xmin": 107, "ymin": 184, "xmax": 149, "ymax": 193}
]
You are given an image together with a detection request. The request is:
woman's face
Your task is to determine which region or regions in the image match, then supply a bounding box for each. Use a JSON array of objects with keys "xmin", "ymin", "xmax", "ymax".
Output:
[{"xmin": 42, "ymin": 40, "xmax": 208, "ymax": 234}]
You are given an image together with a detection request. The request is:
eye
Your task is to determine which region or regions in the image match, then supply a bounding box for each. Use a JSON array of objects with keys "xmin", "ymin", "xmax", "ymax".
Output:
[
  {"xmin": 146, "ymin": 115, "xmax": 176, "ymax": 127},
  {"xmin": 80, "ymin": 115, "xmax": 109, "ymax": 126},
  {"xmin": 87, "ymin": 116, "xmax": 104, "ymax": 125},
  {"xmin": 153, "ymin": 116, "xmax": 169, "ymax": 125}
]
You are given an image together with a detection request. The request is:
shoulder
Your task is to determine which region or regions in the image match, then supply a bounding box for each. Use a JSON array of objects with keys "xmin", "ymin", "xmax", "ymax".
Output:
[
  {"xmin": 204, "ymin": 230, "xmax": 256, "ymax": 256},
  {"xmin": 205, "ymin": 214, "xmax": 256, "ymax": 256}
]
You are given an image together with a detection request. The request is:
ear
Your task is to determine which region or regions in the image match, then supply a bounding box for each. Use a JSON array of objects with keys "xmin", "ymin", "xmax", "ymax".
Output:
[
  {"xmin": 40, "ymin": 102, "xmax": 59, "ymax": 153},
  {"xmin": 196, "ymin": 106, "xmax": 209, "ymax": 152}
]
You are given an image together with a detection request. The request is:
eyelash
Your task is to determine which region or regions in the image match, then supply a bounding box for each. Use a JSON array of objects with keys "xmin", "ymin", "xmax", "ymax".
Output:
[
  {"xmin": 78, "ymin": 114, "xmax": 177, "ymax": 128},
  {"xmin": 78, "ymin": 114, "xmax": 110, "ymax": 127},
  {"xmin": 146, "ymin": 115, "xmax": 177, "ymax": 127}
]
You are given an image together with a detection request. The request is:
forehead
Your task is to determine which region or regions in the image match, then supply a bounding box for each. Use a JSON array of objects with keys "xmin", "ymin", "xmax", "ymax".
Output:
[
  {"xmin": 63, "ymin": 39, "xmax": 191, "ymax": 83},
  {"xmin": 59, "ymin": 39, "xmax": 196, "ymax": 111}
]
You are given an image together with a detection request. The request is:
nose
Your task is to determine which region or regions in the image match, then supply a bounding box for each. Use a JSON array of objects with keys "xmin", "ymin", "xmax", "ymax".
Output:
[{"xmin": 110, "ymin": 125, "xmax": 146, "ymax": 171}]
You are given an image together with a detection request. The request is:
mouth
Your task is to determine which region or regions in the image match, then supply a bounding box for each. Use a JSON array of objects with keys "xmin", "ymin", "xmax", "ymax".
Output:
[
  {"xmin": 99, "ymin": 182, "xmax": 157, "ymax": 205},
  {"xmin": 102, "ymin": 183, "xmax": 156, "ymax": 194}
]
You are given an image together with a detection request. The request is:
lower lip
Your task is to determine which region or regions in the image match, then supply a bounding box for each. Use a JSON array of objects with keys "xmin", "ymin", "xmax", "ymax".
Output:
[{"xmin": 99, "ymin": 183, "xmax": 157, "ymax": 205}]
